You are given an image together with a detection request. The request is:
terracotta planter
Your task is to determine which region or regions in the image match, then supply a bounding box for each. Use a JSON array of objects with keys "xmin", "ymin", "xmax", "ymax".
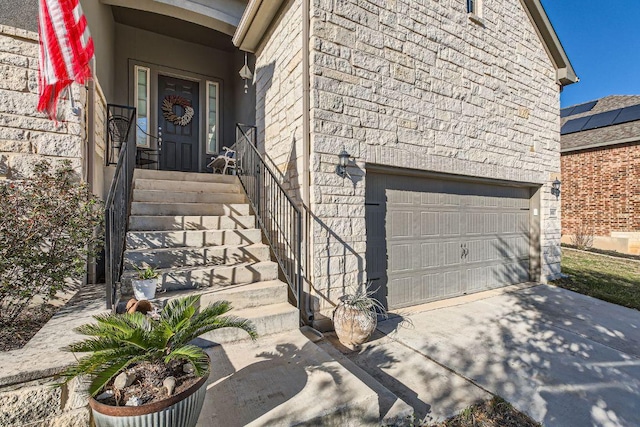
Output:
[
  {"xmin": 333, "ymin": 302, "xmax": 377, "ymax": 349},
  {"xmin": 89, "ymin": 372, "xmax": 209, "ymax": 427}
]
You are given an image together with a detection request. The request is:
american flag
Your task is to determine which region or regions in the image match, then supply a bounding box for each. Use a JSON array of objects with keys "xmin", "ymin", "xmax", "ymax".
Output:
[{"xmin": 37, "ymin": 0, "xmax": 94, "ymax": 119}]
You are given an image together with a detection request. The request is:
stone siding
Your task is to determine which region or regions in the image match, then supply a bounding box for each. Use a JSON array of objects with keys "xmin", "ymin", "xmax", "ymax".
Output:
[
  {"xmin": 0, "ymin": 25, "xmax": 85, "ymax": 180},
  {"xmin": 308, "ymin": 0, "xmax": 563, "ymax": 316},
  {"xmin": 561, "ymin": 143, "xmax": 640, "ymax": 236},
  {"xmin": 255, "ymin": 0, "xmax": 305, "ymax": 201}
]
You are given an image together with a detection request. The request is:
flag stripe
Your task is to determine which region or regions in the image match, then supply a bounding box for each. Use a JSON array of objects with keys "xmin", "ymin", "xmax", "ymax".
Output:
[{"xmin": 38, "ymin": 0, "xmax": 94, "ymax": 119}]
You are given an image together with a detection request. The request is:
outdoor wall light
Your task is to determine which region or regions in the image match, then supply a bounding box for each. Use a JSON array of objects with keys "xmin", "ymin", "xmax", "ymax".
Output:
[
  {"xmin": 551, "ymin": 178, "xmax": 561, "ymax": 200},
  {"xmin": 337, "ymin": 149, "xmax": 351, "ymax": 178}
]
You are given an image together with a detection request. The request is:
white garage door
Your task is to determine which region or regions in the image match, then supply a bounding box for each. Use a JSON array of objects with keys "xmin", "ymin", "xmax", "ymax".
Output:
[{"xmin": 366, "ymin": 173, "xmax": 533, "ymax": 309}]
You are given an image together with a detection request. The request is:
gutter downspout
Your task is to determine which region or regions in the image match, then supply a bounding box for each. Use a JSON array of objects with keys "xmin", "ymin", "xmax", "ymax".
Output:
[{"xmin": 302, "ymin": 0, "xmax": 314, "ymax": 324}]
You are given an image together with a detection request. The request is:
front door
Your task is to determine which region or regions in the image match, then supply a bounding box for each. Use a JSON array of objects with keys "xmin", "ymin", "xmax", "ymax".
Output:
[{"xmin": 158, "ymin": 75, "xmax": 199, "ymax": 172}]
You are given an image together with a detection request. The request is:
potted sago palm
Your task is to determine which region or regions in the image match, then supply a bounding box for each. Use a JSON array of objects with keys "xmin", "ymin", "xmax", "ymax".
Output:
[{"xmin": 57, "ymin": 295, "xmax": 256, "ymax": 427}]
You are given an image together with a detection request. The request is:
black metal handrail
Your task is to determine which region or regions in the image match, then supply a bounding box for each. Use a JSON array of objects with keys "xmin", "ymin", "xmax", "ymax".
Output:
[
  {"xmin": 234, "ymin": 124, "xmax": 303, "ymax": 310},
  {"xmin": 105, "ymin": 104, "xmax": 136, "ymax": 309}
]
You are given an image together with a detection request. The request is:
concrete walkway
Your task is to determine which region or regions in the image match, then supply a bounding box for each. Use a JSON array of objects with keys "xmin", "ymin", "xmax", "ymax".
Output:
[
  {"xmin": 355, "ymin": 284, "xmax": 640, "ymax": 427},
  {"xmin": 197, "ymin": 330, "xmax": 412, "ymax": 426}
]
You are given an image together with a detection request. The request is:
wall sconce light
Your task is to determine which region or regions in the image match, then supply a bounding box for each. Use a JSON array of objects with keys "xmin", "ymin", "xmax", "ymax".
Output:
[
  {"xmin": 551, "ymin": 178, "xmax": 561, "ymax": 200},
  {"xmin": 337, "ymin": 149, "xmax": 350, "ymax": 178}
]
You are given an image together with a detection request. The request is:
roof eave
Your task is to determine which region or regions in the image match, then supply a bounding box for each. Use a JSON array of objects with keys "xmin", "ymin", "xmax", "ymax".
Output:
[
  {"xmin": 520, "ymin": 0, "xmax": 578, "ymax": 87},
  {"xmin": 232, "ymin": 0, "xmax": 286, "ymax": 52}
]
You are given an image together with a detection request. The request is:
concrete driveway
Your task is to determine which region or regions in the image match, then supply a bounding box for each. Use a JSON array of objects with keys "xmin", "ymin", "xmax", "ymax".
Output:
[{"xmin": 353, "ymin": 284, "xmax": 640, "ymax": 426}]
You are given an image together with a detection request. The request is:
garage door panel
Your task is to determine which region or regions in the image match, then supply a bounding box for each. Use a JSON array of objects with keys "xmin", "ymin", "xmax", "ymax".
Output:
[
  {"xmin": 421, "ymin": 212, "xmax": 439, "ymax": 236},
  {"xmin": 440, "ymin": 212, "xmax": 461, "ymax": 236},
  {"xmin": 366, "ymin": 173, "xmax": 533, "ymax": 309},
  {"xmin": 390, "ymin": 244, "xmax": 411, "ymax": 272}
]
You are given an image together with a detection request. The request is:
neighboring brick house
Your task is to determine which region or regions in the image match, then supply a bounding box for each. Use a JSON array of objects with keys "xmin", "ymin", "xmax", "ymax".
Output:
[
  {"xmin": 560, "ymin": 95, "xmax": 640, "ymax": 255},
  {"xmin": 0, "ymin": 0, "xmax": 576, "ymax": 328}
]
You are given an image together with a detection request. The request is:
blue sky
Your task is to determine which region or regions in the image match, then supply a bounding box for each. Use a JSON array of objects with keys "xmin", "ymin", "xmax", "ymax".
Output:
[{"xmin": 540, "ymin": 0, "xmax": 640, "ymax": 108}]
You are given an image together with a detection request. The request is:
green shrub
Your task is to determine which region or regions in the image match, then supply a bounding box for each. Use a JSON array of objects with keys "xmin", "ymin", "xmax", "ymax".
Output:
[{"xmin": 0, "ymin": 160, "xmax": 104, "ymax": 323}]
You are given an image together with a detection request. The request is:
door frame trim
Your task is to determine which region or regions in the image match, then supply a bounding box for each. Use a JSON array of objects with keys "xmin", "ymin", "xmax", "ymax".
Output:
[{"xmin": 128, "ymin": 59, "xmax": 225, "ymax": 171}]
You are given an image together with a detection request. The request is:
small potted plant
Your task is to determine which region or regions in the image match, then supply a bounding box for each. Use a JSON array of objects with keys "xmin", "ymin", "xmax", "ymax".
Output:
[
  {"xmin": 57, "ymin": 295, "xmax": 256, "ymax": 427},
  {"xmin": 333, "ymin": 282, "xmax": 387, "ymax": 350},
  {"xmin": 132, "ymin": 265, "xmax": 159, "ymax": 300}
]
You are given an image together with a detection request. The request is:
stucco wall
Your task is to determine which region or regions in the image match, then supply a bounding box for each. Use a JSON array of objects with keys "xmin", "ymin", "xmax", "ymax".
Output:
[
  {"xmin": 0, "ymin": 25, "xmax": 85, "ymax": 180},
  {"xmin": 254, "ymin": 0, "xmax": 305, "ymax": 201},
  {"xmin": 81, "ymin": 0, "xmax": 116, "ymax": 101},
  {"xmin": 308, "ymin": 0, "xmax": 563, "ymax": 315},
  {"xmin": 562, "ymin": 143, "xmax": 640, "ymax": 236}
]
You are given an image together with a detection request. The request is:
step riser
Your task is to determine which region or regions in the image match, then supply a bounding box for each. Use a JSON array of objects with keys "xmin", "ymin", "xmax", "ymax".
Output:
[
  {"xmin": 197, "ymin": 309, "xmax": 299, "ymax": 345},
  {"xmin": 133, "ymin": 190, "xmax": 247, "ymax": 205},
  {"xmin": 131, "ymin": 203, "xmax": 251, "ymax": 217},
  {"xmin": 134, "ymin": 179, "xmax": 240, "ymax": 193},
  {"xmin": 134, "ymin": 169, "xmax": 238, "ymax": 184},
  {"xmin": 121, "ymin": 263, "xmax": 279, "ymax": 293},
  {"xmin": 151, "ymin": 282, "xmax": 289, "ymax": 312},
  {"xmin": 126, "ymin": 229, "xmax": 263, "ymax": 250},
  {"xmin": 124, "ymin": 245, "xmax": 271, "ymax": 270},
  {"xmin": 128, "ymin": 216, "xmax": 255, "ymax": 231},
  {"xmin": 199, "ymin": 285, "xmax": 289, "ymax": 310}
]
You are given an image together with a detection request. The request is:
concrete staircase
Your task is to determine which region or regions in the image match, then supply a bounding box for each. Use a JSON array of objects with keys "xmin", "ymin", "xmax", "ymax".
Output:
[{"xmin": 121, "ymin": 169, "xmax": 299, "ymax": 343}]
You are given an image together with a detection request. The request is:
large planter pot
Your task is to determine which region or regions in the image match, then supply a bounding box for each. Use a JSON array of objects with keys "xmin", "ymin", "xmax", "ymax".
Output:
[
  {"xmin": 89, "ymin": 372, "xmax": 209, "ymax": 427},
  {"xmin": 131, "ymin": 278, "xmax": 157, "ymax": 300},
  {"xmin": 333, "ymin": 302, "xmax": 377, "ymax": 350}
]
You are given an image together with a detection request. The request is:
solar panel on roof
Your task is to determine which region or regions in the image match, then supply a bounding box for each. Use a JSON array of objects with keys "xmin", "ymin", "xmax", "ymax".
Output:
[
  {"xmin": 560, "ymin": 106, "xmax": 575, "ymax": 118},
  {"xmin": 612, "ymin": 104, "xmax": 640, "ymax": 125},
  {"xmin": 561, "ymin": 116, "xmax": 591, "ymax": 135},
  {"xmin": 570, "ymin": 101, "xmax": 597, "ymax": 115},
  {"xmin": 582, "ymin": 109, "xmax": 622, "ymax": 131}
]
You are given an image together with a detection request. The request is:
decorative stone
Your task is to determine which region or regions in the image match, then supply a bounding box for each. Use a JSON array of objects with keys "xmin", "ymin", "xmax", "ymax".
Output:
[
  {"xmin": 113, "ymin": 372, "xmax": 135, "ymax": 390},
  {"xmin": 182, "ymin": 363, "xmax": 195, "ymax": 374},
  {"xmin": 163, "ymin": 376, "xmax": 176, "ymax": 396},
  {"xmin": 125, "ymin": 396, "xmax": 142, "ymax": 407},
  {"xmin": 95, "ymin": 390, "xmax": 114, "ymax": 401}
]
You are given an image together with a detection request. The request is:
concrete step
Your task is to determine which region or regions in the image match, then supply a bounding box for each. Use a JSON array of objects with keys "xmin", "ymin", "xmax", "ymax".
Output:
[
  {"xmin": 198, "ymin": 330, "xmax": 412, "ymax": 426},
  {"xmin": 196, "ymin": 303, "xmax": 299, "ymax": 345},
  {"xmin": 152, "ymin": 280, "xmax": 289, "ymax": 311},
  {"xmin": 134, "ymin": 169, "xmax": 238, "ymax": 184},
  {"xmin": 132, "ymin": 189, "xmax": 247, "ymax": 204},
  {"xmin": 121, "ymin": 261, "xmax": 279, "ymax": 292},
  {"xmin": 134, "ymin": 179, "xmax": 240, "ymax": 194},
  {"xmin": 130, "ymin": 202, "xmax": 251, "ymax": 217},
  {"xmin": 128, "ymin": 215, "xmax": 255, "ymax": 231},
  {"xmin": 123, "ymin": 244, "xmax": 272, "ymax": 270},
  {"xmin": 126, "ymin": 229, "xmax": 263, "ymax": 250}
]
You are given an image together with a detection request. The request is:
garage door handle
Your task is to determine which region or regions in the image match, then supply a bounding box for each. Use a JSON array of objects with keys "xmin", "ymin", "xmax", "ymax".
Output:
[{"xmin": 461, "ymin": 244, "xmax": 469, "ymax": 258}]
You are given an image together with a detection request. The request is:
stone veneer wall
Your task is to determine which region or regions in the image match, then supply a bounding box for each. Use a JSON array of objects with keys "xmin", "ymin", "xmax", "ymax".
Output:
[
  {"xmin": 254, "ymin": 0, "xmax": 305, "ymax": 202},
  {"xmin": 0, "ymin": 25, "xmax": 85, "ymax": 180},
  {"xmin": 561, "ymin": 143, "xmax": 640, "ymax": 236},
  {"xmin": 308, "ymin": 0, "xmax": 562, "ymax": 317}
]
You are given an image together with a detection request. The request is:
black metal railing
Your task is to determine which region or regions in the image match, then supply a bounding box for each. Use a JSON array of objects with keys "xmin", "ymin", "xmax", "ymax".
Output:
[
  {"xmin": 234, "ymin": 124, "xmax": 303, "ymax": 310},
  {"xmin": 105, "ymin": 104, "xmax": 136, "ymax": 309}
]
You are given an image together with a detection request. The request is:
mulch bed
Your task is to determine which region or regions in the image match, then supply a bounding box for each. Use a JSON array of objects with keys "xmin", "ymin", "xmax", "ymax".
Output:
[
  {"xmin": 427, "ymin": 397, "xmax": 541, "ymax": 427},
  {"xmin": 0, "ymin": 304, "xmax": 58, "ymax": 351}
]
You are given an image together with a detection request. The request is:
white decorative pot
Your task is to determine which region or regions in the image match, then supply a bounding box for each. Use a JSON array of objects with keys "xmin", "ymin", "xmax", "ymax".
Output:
[
  {"xmin": 333, "ymin": 303, "xmax": 377, "ymax": 350},
  {"xmin": 131, "ymin": 278, "xmax": 157, "ymax": 300}
]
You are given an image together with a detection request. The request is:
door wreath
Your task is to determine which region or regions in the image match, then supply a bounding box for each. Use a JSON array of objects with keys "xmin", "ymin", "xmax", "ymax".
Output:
[{"xmin": 162, "ymin": 95, "xmax": 195, "ymax": 126}]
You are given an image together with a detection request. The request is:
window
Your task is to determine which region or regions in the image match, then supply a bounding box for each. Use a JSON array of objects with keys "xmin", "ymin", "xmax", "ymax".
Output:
[
  {"xmin": 134, "ymin": 66, "xmax": 150, "ymax": 147},
  {"xmin": 467, "ymin": 0, "xmax": 475, "ymax": 13},
  {"xmin": 206, "ymin": 81, "xmax": 219, "ymax": 154}
]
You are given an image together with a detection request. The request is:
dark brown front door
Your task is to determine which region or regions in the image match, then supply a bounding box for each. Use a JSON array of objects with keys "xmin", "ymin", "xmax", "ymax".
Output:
[{"xmin": 158, "ymin": 75, "xmax": 199, "ymax": 172}]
